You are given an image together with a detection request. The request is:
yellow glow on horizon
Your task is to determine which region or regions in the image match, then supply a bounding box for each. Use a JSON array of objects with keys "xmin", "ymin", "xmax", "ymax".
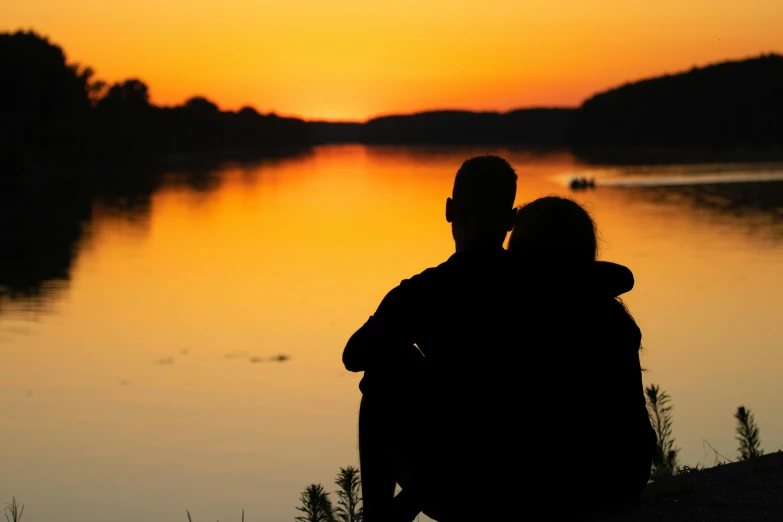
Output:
[{"xmin": 4, "ymin": 0, "xmax": 783, "ymax": 120}]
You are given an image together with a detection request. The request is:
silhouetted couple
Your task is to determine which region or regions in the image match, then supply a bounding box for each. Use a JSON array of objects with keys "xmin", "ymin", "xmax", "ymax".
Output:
[{"xmin": 343, "ymin": 156, "xmax": 657, "ymax": 521}]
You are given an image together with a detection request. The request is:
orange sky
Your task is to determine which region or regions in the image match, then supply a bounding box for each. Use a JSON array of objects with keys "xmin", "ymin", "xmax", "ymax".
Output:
[{"xmin": 4, "ymin": 0, "xmax": 782, "ymax": 121}]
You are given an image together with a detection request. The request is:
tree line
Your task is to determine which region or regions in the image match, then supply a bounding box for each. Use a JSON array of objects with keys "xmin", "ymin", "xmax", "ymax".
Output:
[
  {"xmin": 1, "ymin": 30, "xmax": 311, "ymax": 180},
  {"xmin": 4, "ymin": 29, "xmax": 782, "ymax": 181}
]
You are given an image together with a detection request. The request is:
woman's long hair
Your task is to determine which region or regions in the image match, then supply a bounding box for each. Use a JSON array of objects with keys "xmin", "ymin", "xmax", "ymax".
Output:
[
  {"xmin": 507, "ymin": 195, "xmax": 598, "ymax": 264},
  {"xmin": 509, "ymin": 195, "xmax": 642, "ymax": 352}
]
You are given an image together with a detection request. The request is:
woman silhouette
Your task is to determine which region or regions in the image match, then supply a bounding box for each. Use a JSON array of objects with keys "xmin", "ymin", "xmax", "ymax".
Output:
[{"xmin": 505, "ymin": 196, "xmax": 657, "ymax": 514}]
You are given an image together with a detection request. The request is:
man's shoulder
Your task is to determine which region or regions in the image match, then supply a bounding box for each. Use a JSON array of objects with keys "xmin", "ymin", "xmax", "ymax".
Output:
[
  {"xmin": 395, "ymin": 258, "xmax": 453, "ymax": 290},
  {"xmin": 373, "ymin": 260, "xmax": 454, "ymax": 315},
  {"xmin": 396, "ymin": 249, "xmax": 512, "ymax": 291}
]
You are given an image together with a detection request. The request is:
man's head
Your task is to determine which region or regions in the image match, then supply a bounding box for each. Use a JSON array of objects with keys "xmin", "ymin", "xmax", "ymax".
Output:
[{"xmin": 446, "ymin": 155, "xmax": 518, "ymax": 251}]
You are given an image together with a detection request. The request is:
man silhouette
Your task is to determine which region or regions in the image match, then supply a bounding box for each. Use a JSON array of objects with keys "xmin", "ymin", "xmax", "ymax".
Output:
[{"xmin": 343, "ymin": 156, "xmax": 633, "ymax": 521}]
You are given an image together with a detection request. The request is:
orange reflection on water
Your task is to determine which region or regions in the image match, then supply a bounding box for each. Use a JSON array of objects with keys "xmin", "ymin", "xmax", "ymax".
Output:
[{"xmin": 0, "ymin": 145, "xmax": 781, "ymax": 522}]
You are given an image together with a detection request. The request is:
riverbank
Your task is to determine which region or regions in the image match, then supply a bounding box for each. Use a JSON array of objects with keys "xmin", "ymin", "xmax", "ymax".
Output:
[{"xmin": 590, "ymin": 451, "xmax": 783, "ymax": 521}]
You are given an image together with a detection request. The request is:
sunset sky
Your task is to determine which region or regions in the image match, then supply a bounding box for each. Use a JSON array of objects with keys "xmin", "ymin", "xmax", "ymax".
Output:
[{"xmin": 4, "ymin": 0, "xmax": 782, "ymax": 120}]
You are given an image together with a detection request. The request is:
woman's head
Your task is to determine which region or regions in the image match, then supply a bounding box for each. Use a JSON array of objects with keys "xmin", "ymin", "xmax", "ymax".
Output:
[{"xmin": 508, "ymin": 196, "xmax": 597, "ymax": 264}]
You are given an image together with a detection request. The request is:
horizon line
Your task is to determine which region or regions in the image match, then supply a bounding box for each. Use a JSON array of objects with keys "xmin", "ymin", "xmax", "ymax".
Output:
[
  {"xmin": 302, "ymin": 105, "xmax": 579, "ymax": 125},
  {"xmin": 173, "ymin": 50, "xmax": 783, "ymax": 123},
  {"xmin": 7, "ymin": 28, "xmax": 781, "ymax": 124}
]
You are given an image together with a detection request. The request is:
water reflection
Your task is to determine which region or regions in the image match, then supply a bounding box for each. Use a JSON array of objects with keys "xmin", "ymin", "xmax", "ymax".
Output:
[
  {"xmin": 10, "ymin": 147, "xmax": 777, "ymax": 315},
  {"xmin": 572, "ymin": 146, "xmax": 783, "ymax": 166},
  {"xmin": 555, "ymin": 160, "xmax": 783, "ymax": 244},
  {"xmin": 0, "ymin": 152, "xmax": 311, "ymax": 315},
  {"xmin": 0, "ymin": 183, "xmax": 91, "ymax": 302},
  {"xmin": 659, "ymin": 181, "xmax": 783, "ymax": 217},
  {"xmin": 0, "ymin": 145, "xmax": 782, "ymax": 522},
  {"xmin": 605, "ymin": 180, "xmax": 783, "ymax": 243}
]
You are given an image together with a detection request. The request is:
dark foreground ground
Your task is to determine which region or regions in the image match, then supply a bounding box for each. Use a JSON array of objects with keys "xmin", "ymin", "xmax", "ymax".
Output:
[{"xmin": 586, "ymin": 451, "xmax": 783, "ymax": 521}]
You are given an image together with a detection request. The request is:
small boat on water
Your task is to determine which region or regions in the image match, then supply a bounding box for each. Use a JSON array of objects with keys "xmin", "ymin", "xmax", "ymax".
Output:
[{"xmin": 569, "ymin": 177, "xmax": 595, "ymax": 190}]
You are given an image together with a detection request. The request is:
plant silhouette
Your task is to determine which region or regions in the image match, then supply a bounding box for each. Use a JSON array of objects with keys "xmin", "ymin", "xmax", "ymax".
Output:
[
  {"xmin": 334, "ymin": 466, "xmax": 362, "ymax": 522},
  {"xmin": 4, "ymin": 497, "xmax": 24, "ymax": 522},
  {"xmin": 185, "ymin": 508, "xmax": 245, "ymax": 521},
  {"xmin": 295, "ymin": 484, "xmax": 335, "ymax": 522},
  {"xmin": 645, "ymin": 384, "xmax": 679, "ymax": 480},
  {"xmin": 735, "ymin": 406, "xmax": 763, "ymax": 460}
]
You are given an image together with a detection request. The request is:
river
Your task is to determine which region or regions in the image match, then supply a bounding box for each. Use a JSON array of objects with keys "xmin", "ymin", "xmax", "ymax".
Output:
[{"xmin": 1, "ymin": 145, "xmax": 781, "ymax": 522}]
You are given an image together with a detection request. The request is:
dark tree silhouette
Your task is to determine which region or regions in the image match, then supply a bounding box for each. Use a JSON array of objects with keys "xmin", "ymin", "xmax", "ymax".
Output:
[
  {"xmin": 359, "ymin": 109, "xmax": 575, "ymax": 145},
  {"xmin": 735, "ymin": 406, "xmax": 763, "ymax": 461},
  {"xmin": 573, "ymin": 54, "xmax": 783, "ymax": 149},
  {"xmin": 102, "ymin": 79, "xmax": 151, "ymax": 105},
  {"xmin": 4, "ymin": 30, "xmax": 783, "ymax": 168},
  {"xmin": 93, "ymin": 78, "xmax": 157, "ymax": 158},
  {"xmin": 1, "ymin": 30, "xmax": 314, "ymax": 173},
  {"xmin": 295, "ymin": 484, "xmax": 335, "ymax": 522},
  {"xmin": 645, "ymin": 384, "xmax": 679, "ymax": 480},
  {"xmin": 80, "ymin": 66, "xmax": 108, "ymax": 106},
  {"xmin": 334, "ymin": 467, "xmax": 362, "ymax": 522},
  {"xmin": 0, "ymin": 30, "xmax": 91, "ymax": 174},
  {"xmin": 313, "ymin": 54, "xmax": 783, "ymax": 153}
]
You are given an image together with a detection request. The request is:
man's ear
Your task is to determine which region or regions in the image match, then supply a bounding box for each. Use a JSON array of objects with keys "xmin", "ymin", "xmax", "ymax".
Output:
[
  {"xmin": 505, "ymin": 207, "xmax": 518, "ymax": 232},
  {"xmin": 445, "ymin": 197, "xmax": 454, "ymax": 223}
]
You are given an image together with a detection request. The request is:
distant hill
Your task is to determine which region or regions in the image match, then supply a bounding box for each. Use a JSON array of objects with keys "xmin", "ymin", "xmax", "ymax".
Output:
[
  {"xmin": 571, "ymin": 54, "xmax": 783, "ymax": 148},
  {"xmin": 308, "ymin": 121, "xmax": 363, "ymax": 143},
  {"xmin": 360, "ymin": 109, "xmax": 576, "ymax": 145},
  {"xmin": 311, "ymin": 54, "xmax": 783, "ymax": 150},
  {"xmin": 309, "ymin": 109, "xmax": 576, "ymax": 145}
]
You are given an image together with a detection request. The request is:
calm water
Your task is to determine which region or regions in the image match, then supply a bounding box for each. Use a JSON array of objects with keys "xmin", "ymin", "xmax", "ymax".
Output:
[{"xmin": 1, "ymin": 145, "xmax": 782, "ymax": 522}]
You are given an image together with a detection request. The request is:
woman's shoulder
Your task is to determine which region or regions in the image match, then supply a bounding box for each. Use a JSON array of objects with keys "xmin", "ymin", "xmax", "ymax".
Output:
[
  {"xmin": 566, "ymin": 296, "xmax": 642, "ymax": 347},
  {"xmin": 601, "ymin": 298, "xmax": 642, "ymax": 347}
]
